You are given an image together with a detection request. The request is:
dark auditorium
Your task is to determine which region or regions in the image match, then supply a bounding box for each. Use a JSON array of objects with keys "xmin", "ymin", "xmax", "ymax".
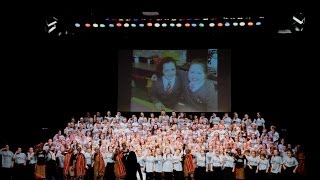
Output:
[{"xmin": 1, "ymin": 1, "xmax": 313, "ymax": 180}]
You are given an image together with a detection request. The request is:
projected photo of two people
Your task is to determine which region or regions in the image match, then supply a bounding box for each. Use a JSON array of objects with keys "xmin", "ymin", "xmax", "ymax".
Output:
[{"xmin": 131, "ymin": 50, "xmax": 219, "ymax": 112}]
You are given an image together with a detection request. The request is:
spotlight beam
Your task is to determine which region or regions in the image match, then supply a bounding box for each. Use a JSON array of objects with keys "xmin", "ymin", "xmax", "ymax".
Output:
[
  {"xmin": 47, "ymin": 21, "xmax": 57, "ymax": 27},
  {"xmin": 292, "ymin": 16, "xmax": 305, "ymax": 24},
  {"xmin": 48, "ymin": 26, "xmax": 56, "ymax": 33}
]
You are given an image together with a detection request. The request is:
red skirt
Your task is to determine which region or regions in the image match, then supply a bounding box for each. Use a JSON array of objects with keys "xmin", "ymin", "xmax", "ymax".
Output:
[
  {"xmin": 235, "ymin": 167, "xmax": 245, "ymax": 179},
  {"xmin": 34, "ymin": 164, "xmax": 46, "ymax": 179}
]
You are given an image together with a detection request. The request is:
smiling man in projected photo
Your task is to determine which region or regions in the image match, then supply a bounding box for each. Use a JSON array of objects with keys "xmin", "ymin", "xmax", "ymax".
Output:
[{"xmin": 149, "ymin": 57, "xmax": 183, "ymax": 111}]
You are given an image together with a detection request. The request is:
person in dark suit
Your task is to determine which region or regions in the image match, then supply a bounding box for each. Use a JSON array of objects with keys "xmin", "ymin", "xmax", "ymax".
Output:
[
  {"xmin": 149, "ymin": 57, "xmax": 183, "ymax": 111},
  {"xmin": 125, "ymin": 151, "xmax": 143, "ymax": 180},
  {"xmin": 180, "ymin": 59, "xmax": 218, "ymax": 112}
]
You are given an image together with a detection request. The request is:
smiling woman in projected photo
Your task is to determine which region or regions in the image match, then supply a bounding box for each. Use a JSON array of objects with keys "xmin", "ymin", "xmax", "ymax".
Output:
[
  {"xmin": 179, "ymin": 59, "xmax": 218, "ymax": 112},
  {"xmin": 148, "ymin": 57, "xmax": 183, "ymax": 111}
]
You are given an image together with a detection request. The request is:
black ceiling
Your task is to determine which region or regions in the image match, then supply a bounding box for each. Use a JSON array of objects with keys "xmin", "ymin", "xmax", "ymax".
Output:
[
  {"xmin": 43, "ymin": 0, "xmax": 306, "ymax": 17},
  {"xmin": 39, "ymin": 1, "xmax": 311, "ymax": 38}
]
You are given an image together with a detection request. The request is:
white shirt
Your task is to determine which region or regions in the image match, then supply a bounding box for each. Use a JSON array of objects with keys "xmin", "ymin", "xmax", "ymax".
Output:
[
  {"xmin": 47, "ymin": 151, "xmax": 56, "ymax": 161},
  {"xmin": 233, "ymin": 117, "xmax": 241, "ymax": 123},
  {"xmin": 137, "ymin": 156, "xmax": 145, "ymax": 167},
  {"xmin": 27, "ymin": 152, "xmax": 37, "ymax": 164},
  {"xmin": 206, "ymin": 152, "xmax": 214, "ymax": 165},
  {"xmin": 196, "ymin": 153, "xmax": 206, "ymax": 167},
  {"xmin": 154, "ymin": 155, "xmax": 163, "ymax": 172},
  {"xmin": 270, "ymin": 156, "xmax": 282, "ymax": 173},
  {"xmin": 172, "ymin": 155, "xmax": 183, "ymax": 171},
  {"xmin": 268, "ymin": 131, "xmax": 280, "ymax": 143},
  {"xmin": 56, "ymin": 151, "xmax": 65, "ymax": 168},
  {"xmin": 163, "ymin": 154, "xmax": 173, "ymax": 172},
  {"xmin": 210, "ymin": 117, "xmax": 221, "ymax": 125},
  {"xmin": 14, "ymin": 153, "xmax": 27, "ymax": 165},
  {"xmin": 254, "ymin": 118, "xmax": 265, "ymax": 127},
  {"xmin": 258, "ymin": 159, "xmax": 270, "ymax": 170},
  {"xmin": 211, "ymin": 155, "xmax": 222, "ymax": 167},
  {"xmin": 246, "ymin": 156, "xmax": 259, "ymax": 166},
  {"xmin": 283, "ymin": 156, "xmax": 298, "ymax": 167},
  {"xmin": 105, "ymin": 152, "xmax": 114, "ymax": 163},
  {"xmin": 223, "ymin": 155, "xmax": 235, "ymax": 168},
  {"xmin": 224, "ymin": 117, "xmax": 232, "ymax": 128},
  {"xmin": 145, "ymin": 156, "xmax": 155, "ymax": 173}
]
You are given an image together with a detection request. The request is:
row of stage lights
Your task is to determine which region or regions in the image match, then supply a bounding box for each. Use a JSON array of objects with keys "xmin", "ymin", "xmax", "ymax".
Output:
[
  {"xmin": 76, "ymin": 21, "xmax": 262, "ymax": 28},
  {"xmin": 73, "ymin": 17, "xmax": 264, "ymax": 29},
  {"xmin": 46, "ymin": 13, "xmax": 306, "ymax": 35}
]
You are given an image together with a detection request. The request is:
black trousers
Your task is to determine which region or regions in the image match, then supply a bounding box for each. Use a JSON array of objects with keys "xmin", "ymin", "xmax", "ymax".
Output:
[{"xmin": 1, "ymin": 167, "xmax": 13, "ymax": 180}]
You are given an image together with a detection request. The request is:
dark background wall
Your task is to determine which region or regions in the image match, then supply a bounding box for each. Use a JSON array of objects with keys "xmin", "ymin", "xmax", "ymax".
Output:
[
  {"xmin": 2, "ymin": 30, "xmax": 314, "ymax": 144},
  {"xmin": 1, "ymin": 22, "xmax": 316, "ymax": 179}
]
